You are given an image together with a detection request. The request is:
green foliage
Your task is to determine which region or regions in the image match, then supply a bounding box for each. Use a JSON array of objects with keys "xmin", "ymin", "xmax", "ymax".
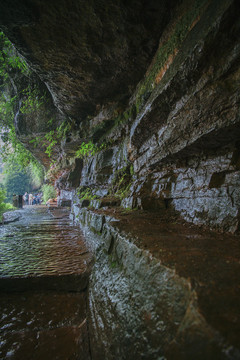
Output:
[
  {"xmin": 130, "ymin": 164, "xmax": 134, "ymax": 176},
  {"xmin": 1, "ymin": 132, "xmax": 44, "ymax": 198},
  {"xmin": 75, "ymin": 141, "xmax": 107, "ymax": 159},
  {"xmin": 0, "ymin": 186, "xmax": 6, "ymax": 205},
  {"xmin": 77, "ymin": 187, "xmax": 97, "ymax": 202},
  {"xmin": 75, "ymin": 141, "xmax": 98, "ymax": 159},
  {"xmin": 29, "ymin": 120, "xmax": 72, "ymax": 160},
  {"xmin": 3, "ymin": 165, "xmax": 32, "ymax": 202},
  {"xmin": 0, "ymin": 187, "xmax": 14, "ymax": 221},
  {"xmin": 0, "ymin": 129, "xmax": 45, "ymax": 191},
  {"xmin": 0, "ymin": 32, "xmax": 59, "ymax": 184},
  {"xmin": 43, "ymin": 130, "xmax": 58, "ymax": 158},
  {"xmin": 0, "ymin": 94, "xmax": 16, "ymax": 128},
  {"xmin": 28, "ymin": 162, "xmax": 45, "ymax": 189},
  {"xmin": 110, "ymin": 261, "xmax": 117, "ymax": 269},
  {"xmin": 20, "ymin": 87, "xmax": 46, "ymax": 115},
  {"xmin": 41, "ymin": 184, "xmax": 57, "ymax": 203},
  {"xmin": 1, "ymin": 129, "xmax": 34, "ymax": 168},
  {"xmin": 0, "ymin": 32, "xmax": 29, "ymax": 133},
  {"xmin": 57, "ymin": 120, "xmax": 72, "ymax": 139},
  {"xmin": 0, "ymin": 31, "xmax": 28, "ymax": 80},
  {"xmin": 111, "ymin": 165, "xmax": 134, "ymax": 200},
  {"xmin": 0, "ymin": 31, "xmax": 46, "ymax": 180}
]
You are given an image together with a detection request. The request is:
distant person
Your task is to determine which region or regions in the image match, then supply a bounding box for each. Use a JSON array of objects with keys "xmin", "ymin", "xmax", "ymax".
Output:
[
  {"xmin": 23, "ymin": 192, "xmax": 28, "ymax": 205},
  {"xmin": 33, "ymin": 194, "xmax": 39, "ymax": 205},
  {"xmin": 18, "ymin": 195, "xmax": 23, "ymax": 208},
  {"xmin": 32, "ymin": 194, "xmax": 37, "ymax": 205},
  {"xmin": 12, "ymin": 194, "xmax": 18, "ymax": 208},
  {"xmin": 29, "ymin": 193, "xmax": 33, "ymax": 205}
]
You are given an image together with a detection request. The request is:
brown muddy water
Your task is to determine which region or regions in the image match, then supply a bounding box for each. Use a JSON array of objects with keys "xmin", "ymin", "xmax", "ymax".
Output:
[{"xmin": 0, "ymin": 206, "xmax": 92, "ymax": 360}]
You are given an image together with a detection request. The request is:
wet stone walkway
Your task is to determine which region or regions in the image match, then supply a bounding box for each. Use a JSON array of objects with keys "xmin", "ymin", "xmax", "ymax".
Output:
[{"xmin": 0, "ymin": 206, "xmax": 92, "ymax": 360}]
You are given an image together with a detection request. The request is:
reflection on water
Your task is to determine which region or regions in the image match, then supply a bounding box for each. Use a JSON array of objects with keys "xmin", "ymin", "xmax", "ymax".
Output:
[
  {"xmin": 0, "ymin": 208, "xmax": 90, "ymax": 277},
  {"xmin": 0, "ymin": 292, "xmax": 89, "ymax": 360},
  {"xmin": 0, "ymin": 224, "xmax": 89, "ymax": 277},
  {"xmin": 0, "ymin": 206, "xmax": 91, "ymax": 360}
]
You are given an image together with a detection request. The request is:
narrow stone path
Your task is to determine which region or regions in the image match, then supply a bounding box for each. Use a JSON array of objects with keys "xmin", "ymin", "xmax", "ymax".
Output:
[{"xmin": 0, "ymin": 206, "xmax": 92, "ymax": 360}]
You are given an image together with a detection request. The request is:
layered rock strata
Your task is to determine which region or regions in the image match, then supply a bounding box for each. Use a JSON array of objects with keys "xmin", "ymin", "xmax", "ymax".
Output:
[
  {"xmin": 0, "ymin": 0, "xmax": 240, "ymax": 358},
  {"xmin": 71, "ymin": 206, "xmax": 240, "ymax": 359},
  {"xmin": 1, "ymin": 0, "xmax": 239, "ymax": 232},
  {"xmin": 59, "ymin": 0, "xmax": 240, "ymax": 233}
]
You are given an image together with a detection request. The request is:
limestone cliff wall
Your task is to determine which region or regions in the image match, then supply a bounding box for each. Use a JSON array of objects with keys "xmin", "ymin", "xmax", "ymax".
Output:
[
  {"xmin": 1, "ymin": 0, "xmax": 239, "ymax": 232},
  {"xmin": 60, "ymin": 0, "xmax": 240, "ymax": 233},
  {"xmin": 1, "ymin": 0, "xmax": 240, "ymax": 359}
]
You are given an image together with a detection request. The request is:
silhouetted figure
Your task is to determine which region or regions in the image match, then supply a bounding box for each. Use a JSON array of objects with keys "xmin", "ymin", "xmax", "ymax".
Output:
[
  {"xmin": 23, "ymin": 192, "xmax": 28, "ymax": 205},
  {"xmin": 29, "ymin": 193, "xmax": 33, "ymax": 205}
]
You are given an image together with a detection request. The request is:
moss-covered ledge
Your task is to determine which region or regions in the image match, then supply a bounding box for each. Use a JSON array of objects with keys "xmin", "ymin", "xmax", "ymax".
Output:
[{"xmin": 71, "ymin": 206, "xmax": 240, "ymax": 359}]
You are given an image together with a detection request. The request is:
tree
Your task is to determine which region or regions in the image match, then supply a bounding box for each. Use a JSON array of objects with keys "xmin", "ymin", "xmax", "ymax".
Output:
[
  {"xmin": 3, "ymin": 166, "xmax": 32, "ymax": 202},
  {"xmin": 41, "ymin": 184, "xmax": 57, "ymax": 203},
  {"xmin": 0, "ymin": 31, "xmax": 46, "ymax": 188}
]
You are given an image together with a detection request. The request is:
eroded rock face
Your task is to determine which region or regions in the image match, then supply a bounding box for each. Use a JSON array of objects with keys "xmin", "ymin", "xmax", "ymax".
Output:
[
  {"xmin": 127, "ymin": 0, "xmax": 240, "ymax": 232},
  {"xmin": 130, "ymin": 147, "xmax": 240, "ymax": 233},
  {"xmin": 1, "ymin": 0, "xmax": 239, "ymax": 232},
  {"xmin": 67, "ymin": 0, "xmax": 240, "ymax": 233},
  {"xmin": 1, "ymin": 0, "xmax": 240, "ymax": 359},
  {"xmin": 0, "ymin": 0, "xmax": 178, "ymax": 120}
]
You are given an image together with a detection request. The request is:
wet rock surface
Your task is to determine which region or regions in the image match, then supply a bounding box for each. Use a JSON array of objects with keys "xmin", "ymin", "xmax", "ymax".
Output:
[
  {"xmin": 0, "ymin": 0, "xmax": 178, "ymax": 120},
  {"xmin": 108, "ymin": 209, "xmax": 240, "ymax": 350},
  {"xmin": 1, "ymin": 0, "xmax": 239, "ymax": 233},
  {"xmin": 74, "ymin": 206, "xmax": 240, "ymax": 359},
  {"xmin": 2, "ymin": 211, "xmax": 22, "ymax": 225},
  {"xmin": 0, "ymin": 206, "xmax": 92, "ymax": 360},
  {"xmin": 0, "ymin": 0, "xmax": 240, "ymax": 358}
]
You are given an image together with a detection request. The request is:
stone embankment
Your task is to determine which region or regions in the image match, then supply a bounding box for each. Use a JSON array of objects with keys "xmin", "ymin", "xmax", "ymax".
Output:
[{"xmin": 72, "ymin": 204, "xmax": 240, "ymax": 360}]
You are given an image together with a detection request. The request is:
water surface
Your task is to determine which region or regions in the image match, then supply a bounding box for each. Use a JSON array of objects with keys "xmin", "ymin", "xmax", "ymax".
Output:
[{"xmin": 0, "ymin": 206, "xmax": 91, "ymax": 360}]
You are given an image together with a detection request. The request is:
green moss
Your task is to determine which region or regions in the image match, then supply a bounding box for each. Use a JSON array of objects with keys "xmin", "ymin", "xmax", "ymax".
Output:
[
  {"xmin": 108, "ymin": 254, "xmax": 118, "ymax": 269},
  {"xmin": 77, "ymin": 187, "xmax": 98, "ymax": 202},
  {"xmin": 92, "ymin": 119, "xmax": 115, "ymax": 142},
  {"xmin": 91, "ymin": 104, "xmax": 138, "ymax": 144},
  {"xmin": 89, "ymin": 226, "xmax": 102, "ymax": 236},
  {"xmin": 110, "ymin": 164, "xmax": 134, "ymax": 201},
  {"xmin": 130, "ymin": 164, "xmax": 134, "ymax": 176},
  {"xmin": 110, "ymin": 261, "xmax": 117, "ymax": 269},
  {"xmin": 135, "ymin": 0, "xmax": 209, "ymax": 109}
]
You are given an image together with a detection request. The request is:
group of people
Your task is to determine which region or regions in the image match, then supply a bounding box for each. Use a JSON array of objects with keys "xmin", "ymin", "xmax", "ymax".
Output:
[{"xmin": 23, "ymin": 192, "xmax": 42, "ymax": 205}]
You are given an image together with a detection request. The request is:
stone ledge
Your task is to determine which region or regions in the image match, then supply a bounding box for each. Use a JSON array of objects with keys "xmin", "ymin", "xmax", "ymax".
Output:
[{"xmin": 73, "ymin": 206, "xmax": 240, "ymax": 359}]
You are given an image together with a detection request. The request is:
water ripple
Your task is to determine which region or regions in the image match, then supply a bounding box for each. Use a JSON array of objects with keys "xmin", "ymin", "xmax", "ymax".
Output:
[{"xmin": 0, "ymin": 207, "xmax": 91, "ymax": 278}]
